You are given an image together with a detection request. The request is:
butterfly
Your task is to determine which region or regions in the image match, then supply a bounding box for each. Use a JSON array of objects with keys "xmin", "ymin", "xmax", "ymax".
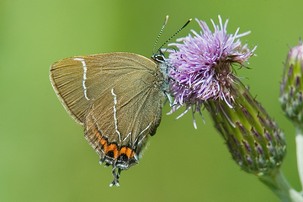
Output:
[
  {"xmin": 50, "ymin": 16, "xmax": 191, "ymax": 186},
  {"xmin": 50, "ymin": 52, "xmax": 169, "ymax": 186}
]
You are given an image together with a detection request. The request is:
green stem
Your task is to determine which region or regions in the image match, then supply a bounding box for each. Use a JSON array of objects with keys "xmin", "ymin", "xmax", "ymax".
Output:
[
  {"xmin": 259, "ymin": 169, "xmax": 292, "ymax": 202},
  {"xmin": 295, "ymin": 126, "xmax": 303, "ymax": 191}
]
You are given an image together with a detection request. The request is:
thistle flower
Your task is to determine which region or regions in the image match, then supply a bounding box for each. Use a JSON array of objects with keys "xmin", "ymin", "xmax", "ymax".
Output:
[
  {"xmin": 167, "ymin": 16, "xmax": 292, "ymax": 200},
  {"xmin": 168, "ymin": 16, "xmax": 256, "ymax": 112},
  {"xmin": 167, "ymin": 15, "xmax": 286, "ymax": 174},
  {"xmin": 280, "ymin": 41, "xmax": 303, "ymax": 124}
]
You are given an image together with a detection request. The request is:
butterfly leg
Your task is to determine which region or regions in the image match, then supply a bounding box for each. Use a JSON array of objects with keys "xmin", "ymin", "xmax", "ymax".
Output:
[{"xmin": 109, "ymin": 167, "xmax": 121, "ymax": 187}]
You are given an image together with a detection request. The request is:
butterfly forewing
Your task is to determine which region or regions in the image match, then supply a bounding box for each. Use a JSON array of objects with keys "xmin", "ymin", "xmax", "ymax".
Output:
[{"xmin": 50, "ymin": 53, "xmax": 162, "ymax": 123}]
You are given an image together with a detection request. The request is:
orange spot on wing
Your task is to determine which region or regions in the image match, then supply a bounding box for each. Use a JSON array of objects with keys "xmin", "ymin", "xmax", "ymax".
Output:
[
  {"xmin": 107, "ymin": 144, "xmax": 119, "ymax": 159},
  {"xmin": 119, "ymin": 146, "xmax": 135, "ymax": 159},
  {"xmin": 120, "ymin": 146, "xmax": 127, "ymax": 154},
  {"xmin": 100, "ymin": 138, "xmax": 107, "ymax": 151},
  {"xmin": 100, "ymin": 137, "xmax": 107, "ymax": 146}
]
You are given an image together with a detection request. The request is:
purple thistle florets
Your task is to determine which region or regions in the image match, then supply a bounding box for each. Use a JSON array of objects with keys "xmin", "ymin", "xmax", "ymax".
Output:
[{"xmin": 168, "ymin": 16, "xmax": 256, "ymax": 112}]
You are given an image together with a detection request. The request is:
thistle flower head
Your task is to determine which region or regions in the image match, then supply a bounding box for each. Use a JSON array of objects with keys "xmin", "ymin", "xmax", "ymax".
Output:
[
  {"xmin": 168, "ymin": 16, "xmax": 256, "ymax": 112},
  {"xmin": 280, "ymin": 41, "xmax": 303, "ymax": 124}
]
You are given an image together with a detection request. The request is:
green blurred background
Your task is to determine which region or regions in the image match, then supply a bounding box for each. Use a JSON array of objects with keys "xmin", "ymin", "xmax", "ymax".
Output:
[{"xmin": 0, "ymin": 0, "xmax": 302, "ymax": 201}]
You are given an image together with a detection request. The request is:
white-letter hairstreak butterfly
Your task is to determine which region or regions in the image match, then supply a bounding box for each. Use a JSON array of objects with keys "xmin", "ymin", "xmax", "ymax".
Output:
[{"xmin": 50, "ymin": 16, "xmax": 191, "ymax": 187}]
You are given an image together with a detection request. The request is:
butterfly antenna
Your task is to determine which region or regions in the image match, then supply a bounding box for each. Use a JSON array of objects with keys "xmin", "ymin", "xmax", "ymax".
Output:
[
  {"xmin": 153, "ymin": 15, "xmax": 170, "ymax": 54},
  {"xmin": 157, "ymin": 18, "xmax": 192, "ymax": 53}
]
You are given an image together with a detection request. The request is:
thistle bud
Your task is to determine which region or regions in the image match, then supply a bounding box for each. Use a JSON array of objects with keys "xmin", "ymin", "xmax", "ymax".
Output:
[
  {"xmin": 205, "ymin": 77, "xmax": 286, "ymax": 175},
  {"xmin": 280, "ymin": 41, "xmax": 303, "ymax": 124}
]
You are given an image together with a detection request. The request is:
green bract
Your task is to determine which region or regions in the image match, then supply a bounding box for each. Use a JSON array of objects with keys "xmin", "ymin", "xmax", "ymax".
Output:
[
  {"xmin": 206, "ymin": 77, "xmax": 286, "ymax": 175},
  {"xmin": 280, "ymin": 42, "xmax": 303, "ymax": 124}
]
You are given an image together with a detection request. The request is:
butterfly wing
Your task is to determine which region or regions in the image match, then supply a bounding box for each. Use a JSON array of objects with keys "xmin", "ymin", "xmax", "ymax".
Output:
[
  {"xmin": 50, "ymin": 52, "xmax": 163, "ymax": 123},
  {"xmin": 50, "ymin": 52, "xmax": 165, "ymax": 167}
]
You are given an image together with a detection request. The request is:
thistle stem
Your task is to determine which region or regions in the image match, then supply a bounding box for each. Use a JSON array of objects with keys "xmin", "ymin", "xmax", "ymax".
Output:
[
  {"xmin": 295, "ymin": 127, "xmax": 303, "ymax": 192},
  {"xmin": 259, "ymin": 169, "xmax": 292, "ymax": 202}
]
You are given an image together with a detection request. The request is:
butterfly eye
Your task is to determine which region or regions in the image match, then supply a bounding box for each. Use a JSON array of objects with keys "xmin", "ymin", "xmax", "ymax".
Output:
[{"xmin": 152, "ymin": 54, "xmax": 166, "ymax": 63}]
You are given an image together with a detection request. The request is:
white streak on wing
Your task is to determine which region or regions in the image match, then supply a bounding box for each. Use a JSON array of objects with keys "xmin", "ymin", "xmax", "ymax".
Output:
[
  {"xmin": 137, "ymin": 123, "xmax": 152, "ymax": 146},
  {"xmin": 123, "ymin": 132, "xmax": 132, "ymax": 142},
  {"xmin": 74, "ymin": 58, "xmax": 90, "ymax": 100},
  {"xmin": 111, "ymin": 88, "xmax": 121, "ymax": 142}
]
